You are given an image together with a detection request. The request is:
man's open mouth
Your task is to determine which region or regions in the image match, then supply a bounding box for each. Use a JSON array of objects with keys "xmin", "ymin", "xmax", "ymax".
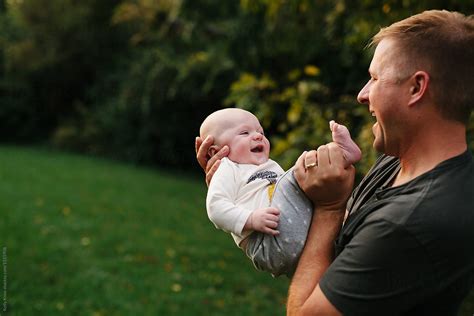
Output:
[{"xmin": 251, "ymin": 145, "xmax": 264, "ymax": 153}]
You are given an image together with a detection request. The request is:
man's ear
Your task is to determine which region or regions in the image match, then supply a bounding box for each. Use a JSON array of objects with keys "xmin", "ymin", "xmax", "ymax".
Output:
[
  {"xmin": 208, "ymin": 145, "xmax": 221, "ymax": 158},
  {"xmin": 408, "ymin": 71, "xmax": 429, "ymax": 107}
]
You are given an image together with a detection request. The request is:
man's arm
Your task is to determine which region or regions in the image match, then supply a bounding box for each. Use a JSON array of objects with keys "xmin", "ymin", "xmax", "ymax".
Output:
[
  {"xmin": 287, "ymin": 211, "xmax": 344, "ymax": 315},
  {"xmin": 287, "ymin": 143, "xmax": 355, "ymax": 316}
]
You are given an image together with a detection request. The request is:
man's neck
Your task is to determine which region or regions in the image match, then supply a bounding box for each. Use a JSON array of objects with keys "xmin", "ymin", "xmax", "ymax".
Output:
[{"xmin": 392, "ymin": 121, "xmax": 467, "ymax": 187}]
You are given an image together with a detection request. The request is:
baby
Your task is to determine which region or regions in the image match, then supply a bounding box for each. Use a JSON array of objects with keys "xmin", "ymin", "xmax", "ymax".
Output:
[{"xmin": 200, "ymin": 108, "xmax": 361, "ymax": 276}]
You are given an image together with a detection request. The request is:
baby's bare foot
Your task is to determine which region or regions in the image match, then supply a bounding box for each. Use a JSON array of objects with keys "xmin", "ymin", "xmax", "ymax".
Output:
[{"xmin": 330, "ymin": 120, "xmax": 362, "ymax": 166}]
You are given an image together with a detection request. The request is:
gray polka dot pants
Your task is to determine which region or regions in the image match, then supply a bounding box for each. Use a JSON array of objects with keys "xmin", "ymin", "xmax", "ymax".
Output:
[{"xmin": 245, "ymin": 167, "xmax": 313, "ymax": 277}]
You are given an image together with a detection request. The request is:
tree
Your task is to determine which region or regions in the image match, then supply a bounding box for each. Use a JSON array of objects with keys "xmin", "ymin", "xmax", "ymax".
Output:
[{"xmin": 0, "ymin": 0, "xmax": 472, "ymax": 174}]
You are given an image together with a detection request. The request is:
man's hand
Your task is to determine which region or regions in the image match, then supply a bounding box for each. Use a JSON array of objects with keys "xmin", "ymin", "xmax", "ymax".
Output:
[
  {"xmin": 294, "ymin": 143, "xmax": 355, "ymax": 212},
  {"xmin": 195, "ymin": 136, "xmax": 229, "ymax": 186},
  {"xmin": 245, "ymin": 207, "xmax": 280, "ymax": 235}
]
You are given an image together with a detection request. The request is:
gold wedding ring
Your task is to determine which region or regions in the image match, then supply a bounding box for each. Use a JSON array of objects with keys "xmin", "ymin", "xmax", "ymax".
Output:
[{"xmin": 305, "ymin": 162, "xmax": 317, "ymax": 168}]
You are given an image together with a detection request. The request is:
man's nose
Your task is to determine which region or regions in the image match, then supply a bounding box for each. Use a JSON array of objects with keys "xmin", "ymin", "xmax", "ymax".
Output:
[{"xmin": 357, "ymin": 81, "xmax": 370, "ymax": 104}]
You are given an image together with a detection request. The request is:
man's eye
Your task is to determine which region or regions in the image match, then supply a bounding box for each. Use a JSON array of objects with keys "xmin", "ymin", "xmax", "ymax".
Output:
[{"xmin": 240, "ymin": 131, "xmax": 249, "ymax": 135}]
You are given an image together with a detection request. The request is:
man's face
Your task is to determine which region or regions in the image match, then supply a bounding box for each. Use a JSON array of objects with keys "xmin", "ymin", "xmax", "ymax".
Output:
[
  {"xmin": 357, "ymin": 38, "xmax": 413, "ymax": 156},
  {"xmin": 218, "ymin": 111, "xmax": 270, "ymax": 165}
]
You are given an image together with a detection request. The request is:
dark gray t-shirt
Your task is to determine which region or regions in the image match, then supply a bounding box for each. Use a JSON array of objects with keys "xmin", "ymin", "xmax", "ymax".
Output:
[{"xmin": 320, "ymin": 151, "xmax": 474, "ymax": 315}]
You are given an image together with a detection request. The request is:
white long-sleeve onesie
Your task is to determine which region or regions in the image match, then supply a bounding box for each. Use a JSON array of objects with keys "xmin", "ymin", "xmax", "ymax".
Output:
[{"xmin": 206, "ymin": 157, "xmax": 284, "ymax": 247}]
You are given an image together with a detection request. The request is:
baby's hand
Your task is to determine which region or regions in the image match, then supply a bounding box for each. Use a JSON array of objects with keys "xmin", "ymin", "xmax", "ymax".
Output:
[{"xmin": 248, "ymin": 207, "xmax": 280, "ymax": 235}]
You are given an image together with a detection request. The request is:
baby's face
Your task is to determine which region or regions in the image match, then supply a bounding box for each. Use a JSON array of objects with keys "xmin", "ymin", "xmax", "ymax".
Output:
[{"xmin": 218, "ymin": 111, "xmax": 270, "ymax": 165}]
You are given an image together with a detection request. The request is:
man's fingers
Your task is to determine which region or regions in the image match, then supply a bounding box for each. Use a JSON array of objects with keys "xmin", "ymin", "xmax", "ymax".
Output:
[
  {"xmin": 316, "ymin": 145, "xmax": 330, "ymax": 168},
  {"xmin": 294, "ymin": 151, "xmax": 308, "ymax": 188},
  {"xmin": 195, "ymin": 136, "xmax": 206, "ymax": 170},
  {"xmin": 294, "ymin": 152, "xmax": 307, "ymax": 177},
  {"xmin": 205, "ymin": 159, "xmax": 221, "ymax": 187},
  {"xmin": 206, "ymin": 145, "xmax": 229, "ymax": 173},
  {"xmin": 327, "ymin": 142, "xmax": 345, "ymax": 167},
  {"xmin": 195, "ymin": 136, "xmax": 203, "ymax": 158},
  {"xmin": 197, "ymin": 135, "xmax": 214, "ymax": 170},
  {"xmin": 304, "ymin": 150, "xmax": 318, "ymax": 169},
  {"xmin": 216, "ymin": 145, "xmax": 229, "ymax": 159}
]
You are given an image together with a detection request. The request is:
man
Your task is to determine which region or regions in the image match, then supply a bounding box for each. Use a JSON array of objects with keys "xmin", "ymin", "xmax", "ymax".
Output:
[{"xmin": 196, "ymin": 10, "xmax": 474, "ymax": 315}]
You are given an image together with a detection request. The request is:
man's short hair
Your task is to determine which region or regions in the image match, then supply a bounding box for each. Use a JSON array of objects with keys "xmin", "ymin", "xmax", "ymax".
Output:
[{"xmin": 370, "ymin": 10, "xmax": 474, "ymax": 124}]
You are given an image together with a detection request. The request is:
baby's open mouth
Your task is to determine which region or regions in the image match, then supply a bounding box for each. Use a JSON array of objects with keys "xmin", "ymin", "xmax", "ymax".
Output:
[{"xmin": 251, "ymin": 145, "xmax": 264, "ymax": 153}]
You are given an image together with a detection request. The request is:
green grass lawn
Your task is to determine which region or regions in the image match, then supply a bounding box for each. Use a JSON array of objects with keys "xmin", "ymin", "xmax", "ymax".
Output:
[
  {"xmin": 1, "ymin": 146, "xmax": 472, "ymax": 315},
  {"xmin": 1, "ymin": 146, "xmax": 289, "ymax": 315}
]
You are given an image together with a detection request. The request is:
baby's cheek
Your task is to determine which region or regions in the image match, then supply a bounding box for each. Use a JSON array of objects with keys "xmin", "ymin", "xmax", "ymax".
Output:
[{"xmin": 227, "ymin": 148, "xmax": 245, "ymax": 163}]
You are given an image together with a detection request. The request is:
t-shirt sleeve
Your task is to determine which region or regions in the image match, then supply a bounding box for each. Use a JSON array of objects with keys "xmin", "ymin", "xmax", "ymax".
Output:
[
  {"xmin": 206, "ymin": 160, "xmax": 253, "ymax": 236},
  {"xmin": 319, "ymin": 218, "xmax": 436, "ymax": 315}
]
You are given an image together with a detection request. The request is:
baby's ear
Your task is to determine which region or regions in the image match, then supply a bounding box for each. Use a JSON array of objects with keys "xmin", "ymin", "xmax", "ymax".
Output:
[{"xmin": 208, "ymin": 145, "xmax": 221, "ymax": 158}]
